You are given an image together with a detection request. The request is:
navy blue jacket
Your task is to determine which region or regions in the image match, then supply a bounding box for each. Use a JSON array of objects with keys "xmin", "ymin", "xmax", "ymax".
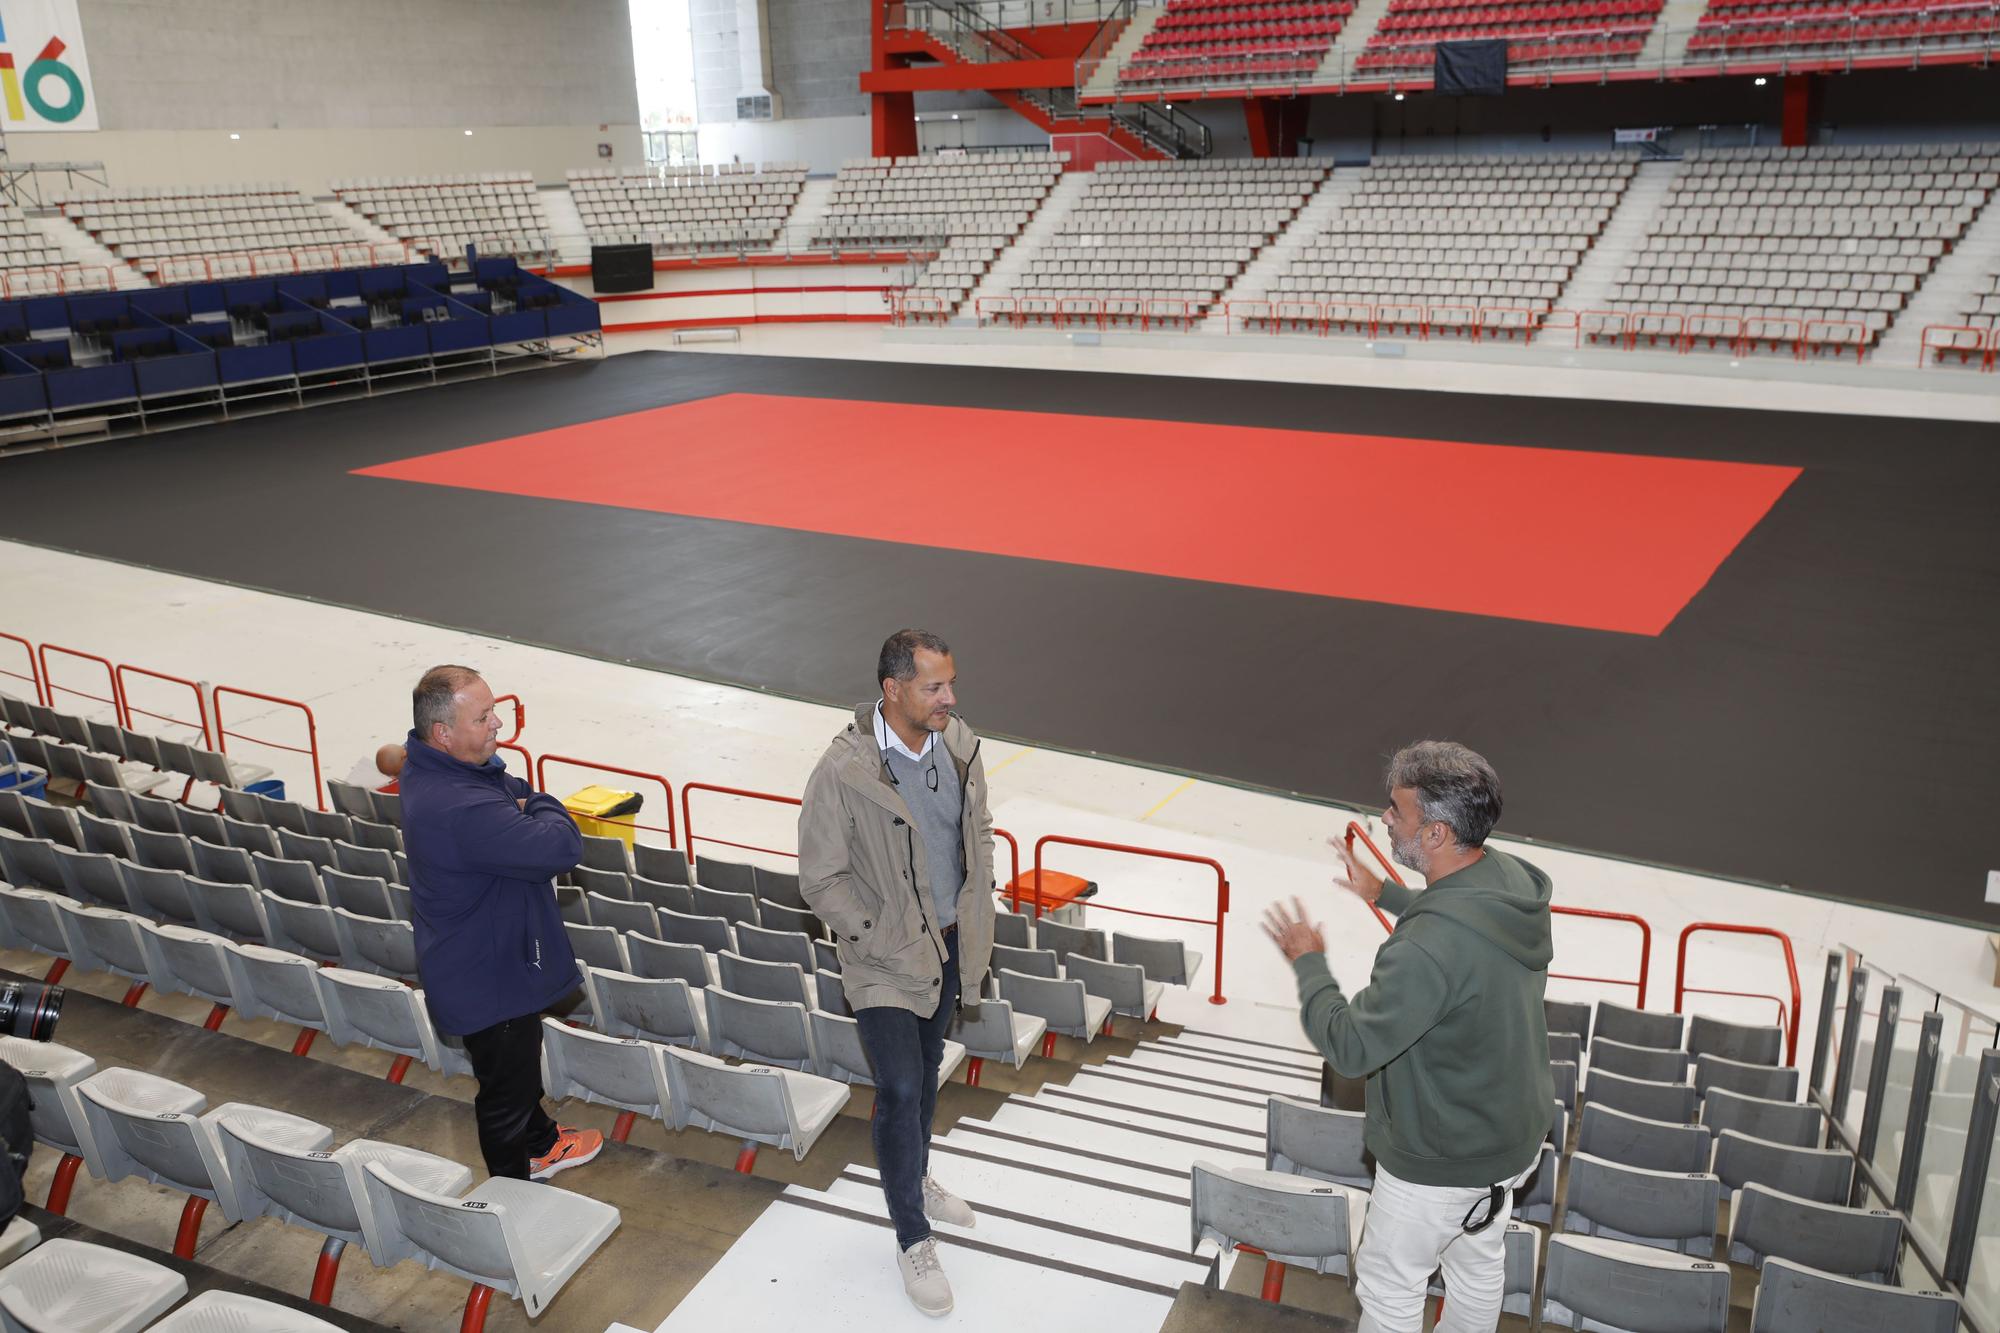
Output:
[{"xmin": 399, "ymin": 730, "xmax": 582, "ymax": 1035}]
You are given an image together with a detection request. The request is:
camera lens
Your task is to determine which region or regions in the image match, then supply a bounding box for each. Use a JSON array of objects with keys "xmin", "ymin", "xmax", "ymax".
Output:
[{"xmin": 0, "ymin": 982, "xmax": 64, "ymax": 1042}]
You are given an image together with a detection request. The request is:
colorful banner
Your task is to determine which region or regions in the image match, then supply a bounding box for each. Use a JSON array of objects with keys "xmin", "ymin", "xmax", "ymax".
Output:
[{"xmin": 0, "ymin": 1, "xmax": 95, "ymax": 131}]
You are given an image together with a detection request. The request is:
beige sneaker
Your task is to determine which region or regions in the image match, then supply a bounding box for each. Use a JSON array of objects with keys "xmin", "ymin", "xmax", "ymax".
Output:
[
  {"xmin": 922, "ymin": 1174, "xmax": 975, "ymax": 1228},
  {"xmin": 897, "ymin": 1236, "xmax": 953, "ymax": 1316}
]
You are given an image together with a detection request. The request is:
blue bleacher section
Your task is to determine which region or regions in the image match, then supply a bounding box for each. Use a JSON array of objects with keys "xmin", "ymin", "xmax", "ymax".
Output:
[{"xmin": 0, "ymin": 257, "xmax": 599, "ymax": 441}]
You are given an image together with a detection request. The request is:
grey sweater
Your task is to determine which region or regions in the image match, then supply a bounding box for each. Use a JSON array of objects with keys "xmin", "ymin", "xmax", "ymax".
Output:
[{"xmin": 883, "ymin": 745, "xmax": 965, "ymax": 929}]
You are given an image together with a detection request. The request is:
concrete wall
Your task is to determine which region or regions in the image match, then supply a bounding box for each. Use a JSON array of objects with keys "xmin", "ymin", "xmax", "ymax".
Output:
[
  {"xmin": 3, "ymin": 0, "xmax": 642, "ymax": 190},
  {"xmin": 693, "ymin": 0, "xmax": 869, "ymax": 125}
]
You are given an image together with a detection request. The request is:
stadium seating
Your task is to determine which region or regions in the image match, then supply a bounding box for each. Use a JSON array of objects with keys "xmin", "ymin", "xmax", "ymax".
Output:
[
  {"xmin": 1123, "ymin": 0, "xmax": 1354, "ymax": 87},
  {"xmin": 1606, "ymin": 143, "xmax": 2000, "ymax": 354},
  {"xmin": 1688, "ymin": 0, "xmax": 1999, "ymax": 58},
  {"xmin": 819, "ymin": 150, "xmax": 1065, "ymax": 316},
  {"xmin": 1940, "ymin": 262, "xmax": 2000, "ymax": 365},
  {"xmin": 334, "ymin": 172, "xmax": 554, "ymax": 265},
  {"xmin": 58, "ymin": 182, "xmax": 376, "ymax": 281},
  {"xmin": 0, "ymin": 202, "xmax": 107, "ymax": 297},
  {"xmin": 1358, "ymin": 0, "xmax": 1663, "ymax": 72},
  {"xmin": 568, "ymin": 163, "xmax": 807, "ymax": 252}
]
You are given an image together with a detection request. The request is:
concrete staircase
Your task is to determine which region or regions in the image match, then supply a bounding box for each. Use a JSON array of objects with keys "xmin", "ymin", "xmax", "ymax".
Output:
[
  {"xmin": 1321, "ymin": 0, "xmax": 1398, "ymax": 76},
  {"xmin": 960, "ymin": 169, "xmax": 1092, "ymax": 320},
  {"xmin": 1080, "ymin": 7, "xmax": 1163, "ymax": 97},
  {"xmin": 1539, "ymin": 158, "xmax": 1678, "ymax": 342},
  {"xmin": 538, "ymin": 185, "xmax": 591, "ymax": 267},
  {"xmin": 1641, "ymin": 0, "xmax": 1707, "ymax": 68},
  {"xmin": 26, "ymin": 209, "xmax": 149, "ymax": 289},
  {"xmin": 1875, "ymin": 190, "xmax": 2000, "ymax": 365},
  {"xmin": 1203, "ymin": 167, "xmax": 1359, "ymax": 329},
  {"xmin": 319, "ymin": 196, "xmax": 399, "ymax": 249},
  {"xmin": 783, "ymin": 177, "xmax": 838, "ymax": 250}
]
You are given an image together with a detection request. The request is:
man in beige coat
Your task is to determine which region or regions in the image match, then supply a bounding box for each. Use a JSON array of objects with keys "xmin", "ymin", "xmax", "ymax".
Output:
[{"xmin": 799, "ymin": 628, "xmax": 995, "ymax": 1317}]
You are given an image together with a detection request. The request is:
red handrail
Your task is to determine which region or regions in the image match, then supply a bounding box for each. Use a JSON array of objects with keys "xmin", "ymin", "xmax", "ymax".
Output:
[
  {"xmin": 681, "ymin": 781, "xmax": 801, "ymax": 863},
  {"xmin": 1550, "ymin": 906, "xmax": 1652, "ymax": 1008},
  {"xmin": 491, "ymin": 693, "xmax": 527, "ymax": 744},
  {"xmin": 1030, "ymin": 834, "xmax": 1231, "ymax": 1006},
  {"xmin": 494, "ymin": 740, "xmax": 536, "ymax": 783},
  {"xmin": 212, "ymin": 685, "xmax": 325, "ymax": 810},
  {"xmin": 37, "ymin": 644, "xmax": 123, "ymax": 720},
  {"xmin": 537, "ymin": 755, "xmax": 677, "ymax": 848},
  {"xmin": 993, "ymin": 827, "xmax": 1022, "ymax": 897},
  {"xmin": 0, "ymin": 632, "xmax": 42, "ymax": 706},
  {"xmin": 1675, "ymin": 922, "xmax": 1802, "ymax": 1065},
  {"xmin": 1344, "ymin": 821, "xmax": 1401, "ymax": 934},
  {"xmin": 114, "ymin": 664, "xmax": 212, "ymax": 746}
]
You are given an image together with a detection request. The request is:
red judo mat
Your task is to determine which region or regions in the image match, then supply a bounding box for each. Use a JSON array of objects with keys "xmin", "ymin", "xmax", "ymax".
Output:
[{"xmin": 355, "ymin": 391, "xmax": 1800, "ymax": 635}]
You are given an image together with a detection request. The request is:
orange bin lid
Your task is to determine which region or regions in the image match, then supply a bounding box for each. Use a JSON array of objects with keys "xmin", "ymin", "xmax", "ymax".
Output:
[{"xmin": 999, "ymin": 870, "xmax": 1096, "ymax": 913}]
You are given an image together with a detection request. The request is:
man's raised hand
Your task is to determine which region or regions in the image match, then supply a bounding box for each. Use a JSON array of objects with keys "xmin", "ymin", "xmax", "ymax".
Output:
[
  {"xmin": 1262, "ymin": 896, "xmax": 1327, "ymax": 963},
  {"xmin": 1329, "ymin": 831, "xmax": 1384, "ymax": 906}
]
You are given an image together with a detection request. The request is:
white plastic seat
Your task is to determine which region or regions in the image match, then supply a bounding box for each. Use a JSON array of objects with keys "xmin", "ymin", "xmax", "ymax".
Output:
[
  {"xmin": 1063, "ymin": 952, "xmax": 1165, "ymax": 1029},
  {"xmin": 314, "ymin": 966, "xmax": 469, "ymax": 1079},
  {"xmin": 1190, "ymin": 1160, "xmax": 1368, "ymax": 1285},
  {"xmin": 360, "ymin": 1159, "xmax": 621, "ymax": 1325},
  {"xmin": 1266, "ymin": 1094, "xmax": 1372, "ymax": 1190},
  {"xmin": 541, "ymin": 1017, "xmax": 670, "ymax": 1139},
  {"xmin": 332, "ymin": 908, "xmax": 417, "ymax": 979},
  {"xmin": 584, "ymin": 965, "xmax": 708, "ymax": 1049},
  {"xmin": 0, "ymin": 1238, "xmax": 186, "ymax": 1333},
  {"xmin": 1748, "ymin": 1255, "xmax": 1958, "ymax": 1332},
  {"xmin": 660, "ymin": 1044, "xmax": 847, "ymax": 1170},
  {"xmin": 1540, "ymin": 1233, "xmax": 1729, "ymax": 1331},
  {"xmin": 137, "ymin": 1290, "xmax": 346, "ymax": 1332},
  {"xmin": 222, "ymin": 943, "xmax": 330, "ymax": 1052},
  {"xmin": 1111, "ymin": 930, "xmax": 1203, "ymax": 988},
  {"xmin": 947, "ymin": 997, "xmax": 1044, "ymax": 1085},
  {"xmin": 0, "ymin": 1035, "xmax": 98, "ymax": 1213},
  {"xmin": 261, "ymin": 891, "xmax": 342, "ymax": 961},
  {"xmin": 997, "ymin": 968, "xmax": 1113, "ymax": 1049},
  {"xmin": 809, "ymin": 1007, "xmax": 966, "ymax": 1088},
  {"xmin": 137, "ymin": 922, "xmax": 239, "ymax": 1027},
  {"xmin": 53, "ymin": 900, "xmax": 156, "ymax": 998},
  {"xmin": 703, "ymin": 986, "xmax": 815, "ymax": 1070}
]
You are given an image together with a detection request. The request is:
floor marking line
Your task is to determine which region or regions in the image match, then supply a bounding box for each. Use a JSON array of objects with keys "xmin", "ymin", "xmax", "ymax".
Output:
[
  {"xmin": 926, "ymin": 1140, "xmax": 1190, "ymax": 1207},
  {"xmin": 985, "ymin": 747, "xmax": 1035, "ymax": 778},
  {"xmin": 772, "ymin": 1193, "xmax": 1182, "ymax": 1299},
  {"xmin": 1158, "ymin": 1037, "xmax": 1323, "ymax": 1075},
  {"xmin": 1175, "ymin": 1025, "xmax": 1322, "ymax": 1058},
  {"xmin": 834, "ymin": 1170, "xmax": 1204, "ymax": 1268},
  {"xmin": 1036, "ymin": 1087, "xmax": 1265, "ymax": 1139},
  {"xmin": 1074, "ymin": 1068, "xmax": 1270, "ymax": 1111},
  {"xmin": 1125, "ymin": 1047, "xmax": 1322, "ymax": 1085},
  {"xmin": 949, "ymin": 1123, "xmax": 1194, "ymax": 1180},
  {"xmin": 1102, "ymin": 1057, "xmax": 1314, "ymax": 1098},
  {"xmin": 993, "ymin": 1101, "xmax": 1264, "ymax": 1156},
  {"xmin": 1138, "ymin": 777, "xmax": 1197, "ymax": 822}
]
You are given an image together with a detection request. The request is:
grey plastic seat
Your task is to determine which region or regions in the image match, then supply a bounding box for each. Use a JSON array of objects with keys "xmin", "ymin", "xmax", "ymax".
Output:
[
  {"xmin": 990, "ymin": 942, "xmax": 1059, "ymax": 979},
  {"xmin": 384, "ymin": 882, "xmax": 413, "ymax": 921},
  {"xmin": 117, "ymin": 861, "xmax": 199, "ymax": 926},
  {"xmin": 366, "ymin": 789, "xmax": 400, "ymax": 826},
  {"xmin": 1585, "ymin": 1069, "xmax": 1698, "ymax": 1124},
  {"xmin": 810, "ymin": 1007, "xmax": 965, "ymax": 1087},
  {"xmin": 1594, "ymin": 1000, "xmax": 1685, "ymax": 1051},
  {"xmin": 998, "ymin": 969, "xmax": 1113, "ymax": 1047},
  {"xmin": 1266, "ymin": 1094, "xmax": 1371, "ymax": 1189},
  {"xmin": 813, "ymin": 969, "xmax": 850, "ymax": 1017},
  {"xmin": 1033, "ymin": 916, "xmax": 1107, "ymax": 967},
  {"xmin": 217, "ymin": 1115, "xmax": 474, "ymax": 1305},
  {"xmin": 1694, "ymin": 1053, "xmax": 1799, "ymax": 1103},
  {"xmin": 1550, "ymin": 1099, "xmax": 1570, "ymax": 1152},
  {"xmin": 0, "ymin": 1034, "xmax": 99, "ymax": 1210},
  {"xmin": 360, "ymin": 1158, "xmax": 621, "ymax": 1323},
  {"xmin": 717, "ymin": 949, "xmax": 810, "ymax": 1007},
  {"xmin": 348, "ymin": 817, "xmax": 402, "ymax": 854},
  {"xmin": 224, "ymin": 942, "xmax": 330, "ymax": 1043},
  {"xmin": 624, "ymin": 933, "xmax": 713, "ymax": 989},
  {"xmin": 812, "ymin": 939, "xmax": 840, "ymax": 974},
  {"xmin": 555, "ymin": 885, "xmax": 588, "ymax": 924},
  {"xmin": 1514, "ymin": 1143, "xmax": 1559, "ymax": 1224},
  {"xmin": 1548, "ymin": 1031, "xmax": 1584, "ymax": 1066},
  {"xmin": 704, "ymin": 985, "xmax": 815, "ymax": 1070},
  {"xmin": 1539, "ymin": 1233, "xmax": 1729, "ymax": 1332},
  {"xmin": 1712, "ymin": 1129, "xmax": 1853, "ymax": 1203},
  {"xmin": 189, "ymin": 837, "xmax": 255, "ymax": 887},
  {"xmin": 262, "ymin": 891, "xmax": 342, "ymax": 961},
  {"xmin": 0, "ymin": 834, "xmax": 63, "ymax": 892},
  {"xmin": 1577, "ymin": 1103, "xmax": 1712, "ymax": 1173},
  {"xmin": 755, "ymin": 899, "xmax": 822, "ymax": 939},
  {"xmin": 0, "ymin": 791, "xmax": 29, "ymax": 840},
  {"xmin": 1561, "ymin": 1150, "xmax": 1720, "ymax": 1256},
  {"xmin": 563, "ymin": 920, "xmax": 629, "ymax": 972},
  {"xmin": 171, "ymin": 804, "xmax": 227, "ymax": 846},
  {"xmin": 320, "ymin": 867, "xmax": 393, "ymax": 919},
  {"xmin": 578, "ymin": 832, "xmax": 630, "ymax": 874},
  {"xmin": 572, "ymin": 864, "xmax": 631, "ymax": 900},
  {"xmin": 333, "ymin": 908, "xmax": 419, "ymax": 980},
  {"xmin": 1748, "ymin": 1255, "xmax": 1958, "ymax": 1332},
  {"xmin": 128, "ymin": 791, "xmax": 184, "ymax": 835},
  {"xmin": 754, "ymin": 865, "xmax": 806, "ymax": 910},
  {"xmin": 141, "ymin": 1290, "xmax": 349, "ymax": 1331},
  {"xmin": 184, "ymin": 743, "xmax": 272, "ymax": 793},
  {"xmin": 1688, "ymin": 1013, "xmax": 1784, "ymax": 1067},
  {"xmin": 1701, "ymin": 1088, "xmax": 1822, "ymax": 1147},
  {"xmin": 52, "ymin": 844, "xmax": 136, "ymax": 911},
  {"xmin": 333, "ymin": 839, "xmax": 396, "ymax": 882},
  {"xmin": 1551, "ymin": 1059, "xmax": 1579, "ymax": 1112},
  {"xmin": 661, "ymin": 1044, "xmax": 848, "ymax": 1168},
  {"xmin": 138, "ymin": 922, "xmax": 240, "ymax": 1023},
  {"xmin": 585, "ymin": 966, "xmax": 708, "ymax": 1050},
  {"xmin": 1111, "ymin": 930, "xmax": 1203, "ymax": 988},
  {"xmin": 630, "ymin": 875, "xmax": 697, "ymax": 916},
  {"xmin": 585, "ymin": 891, "xmax": 657, "ymax": 937},
  {"xmin": 261, "ymin": 795, "xmax": 311, "ymax": 835},
  {"xmin": 0, "ymin": 1237, "xmax": 187, "ymax": 1332},
  {"xmin": 992, "ymin": 908, "xmax": 1030, "ymax": 948},
  {"xmin": 54, "ymin": 900, "xmax": 155, "ymax": 995},
  {"xmin": 949, "ymin": 997, "xmax": 1045, "ymax": 1078},
  {"xmin": 74, "ymin": 809, "xmax": 135, "ymax": 860},
  {"xmin": 1725, "ymin": 1181, "xmax": 1901, "ymax": 1278},
  {"xmin": 129, "ymin": 826, "xmax": 195, "ymax": 875},
  {"xmin": 219, "ymin": 815, "xmax": 280, "ymax": 857},
  {"xmin": 314, "ymin": 966, "xmax": 468, "ymax": 1078},
  {"xmin": 216, "ymin": 787, "xmax": 262, "ymax": 825},
  {"xmin": 1064, "ymin": 952, "xmax": 1164, "ymax": 1027},
  {"xmin": 732, "ymin": 921, "xmax": 816, "ymax": 972},
  {"xmin": 326, "ymin": 778, "xmax": 376, "ymax": 820},
  {"xmin": 633, "ymin": 842, "xmax": 689, "ymax": 884},
  {"xmin": 251, "ymin": 852, "xmax": 323, "ymax": 904},
  {"xmin": 0, "ymin": 884, "xmax": 76, "ymax": 970},
  {"xmin": 187, "ymin": 875, "xmax": 269, "ymax": 942},
  {"xmin": 658, "ymin": 907, "xmax": 734, "ymax": 954},
  {"xmin": 1591, "ymin": 1036, "xmax": 1690, "ymax": 1084},
  {"xmin": 302, "ymin": 807, "xmax": 353, "ymax": 843},
  {"xmin": 691, "ymin": 884, "xmax": 760, "ymax": 928},
  {"xmin": 277, "ymin": 828, "xmax": 337, "ymax": 870},
  {"xmin": 1190, "ymin": 1160, "xmax": 1367, "ymax": 1284},
  {"xmin": 694, "ymin": 856, "xmax": 756, "ymax": 895},
  {"xmin": 24, "ymin": 798, "xmax": 80, "ymax": 849},
  {"xmin": 83, "ymin": 780, "xmax": 137, "ymax": 826},
  {"xmin": 541, "ymin": 1017, "xmax": 669, "ymax": 1134}
]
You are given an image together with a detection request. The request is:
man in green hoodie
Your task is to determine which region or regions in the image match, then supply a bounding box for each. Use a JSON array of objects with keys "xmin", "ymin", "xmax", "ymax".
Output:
[{"xmin": 1265, "ymin": 741, "xmax": 1553, "ymax": 1333}]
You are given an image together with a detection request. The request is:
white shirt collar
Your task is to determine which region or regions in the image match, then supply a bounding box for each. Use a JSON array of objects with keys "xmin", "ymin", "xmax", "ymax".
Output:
[{"xmin": 874, "ymin": 699, "xmax": 937, "ymax": 763}]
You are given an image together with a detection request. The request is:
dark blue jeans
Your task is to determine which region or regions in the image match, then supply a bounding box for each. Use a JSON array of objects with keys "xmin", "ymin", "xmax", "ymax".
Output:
[{"xmin": 853, "ymin": 927, "xmax": 960, "ymax": 1251}]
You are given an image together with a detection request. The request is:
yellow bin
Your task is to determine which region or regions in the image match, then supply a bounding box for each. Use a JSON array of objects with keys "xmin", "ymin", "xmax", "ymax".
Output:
[{"xmin": 562, "ymin": 785, "xmax": 643, "ymax": 848}]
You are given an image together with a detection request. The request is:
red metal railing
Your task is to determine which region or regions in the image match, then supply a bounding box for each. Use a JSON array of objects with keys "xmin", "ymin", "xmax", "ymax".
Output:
[
  {"xmin": 537, "ymin": 755, "xmax": 677, "ymax": 848},
  {"xmin": 1550, "ymin": 906, "xmax": 1652, "ymax": 1008},
  {"xmin": 993, "ymin": 827, "xmax": 1022, "ymax": 896},
  {"xmin": 1675, "ymin": 921, "xmax": 1802, "ymax": 1064},
  {"xmin": 494, "ymin": 741, "xmax": 536, "ymax": 784},
  {"xmin": 1802, "ymin": 318, "xmax": 1867, "ymax": 363},
  {"xmin": 1919, "ymin": 323, "xmax": 1993, "ymax": 369},
  {"xmin": 153, "ymin": 241, "xmax": 417, "ymax": 286},
  {"xmin": 0, "ymin": 265, "xmax": 117, "ymax": 299},
  {"xmin": 680, "ymin": 781, "xmax": 801, "ymax": 863},
  {"xmin": 1028, "ymin": 834, "xmax": 1231, "ymax": 1005},
  {"xmin": 491, "ymin": 693, "xmax": 527, "ymax": 745},
  {"xmin": 38, "ymin": 644, "xmax": 123, "ymax": 720},
  {"xmin": 114, "ymin": 664, "xmax": 212, "ymax": 746},
  {"xmin": 213, "ymin": 686, "xmax": 325, "ymax": 810},
  {"xmin": 0, "ymin": 632, "xmax": 42, "ymax": 705},
  {"xmin": 975, "ymin": 296, "xmax": 1018, "ymax": 328},
  {"xmin": 1344, "ymin": 820, "xmax": 1401, "ymax": 934}
]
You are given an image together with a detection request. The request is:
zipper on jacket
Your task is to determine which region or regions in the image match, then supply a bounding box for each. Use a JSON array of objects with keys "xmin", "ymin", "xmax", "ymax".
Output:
[{"xmin": 904, "ymin": 822, "xmax": 948, "ymax": 974}]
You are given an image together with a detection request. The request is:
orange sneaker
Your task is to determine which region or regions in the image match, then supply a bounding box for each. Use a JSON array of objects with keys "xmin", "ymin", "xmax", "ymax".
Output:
[{"xmin": 529, "ymin": 1125, "xmax": 604, "ymax": 1181}]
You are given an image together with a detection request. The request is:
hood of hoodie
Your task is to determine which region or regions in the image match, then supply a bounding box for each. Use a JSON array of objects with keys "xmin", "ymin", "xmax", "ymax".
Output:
[{"xmin": 1398, "ymin": 847, "xmax": 1554, "ymax": 970}]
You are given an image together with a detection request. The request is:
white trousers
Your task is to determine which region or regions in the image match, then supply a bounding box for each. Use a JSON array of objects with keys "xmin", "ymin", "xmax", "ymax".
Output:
[{"xmin": 1354, "ymin": 1165, "xmax": 1513, "ymax": 1333}]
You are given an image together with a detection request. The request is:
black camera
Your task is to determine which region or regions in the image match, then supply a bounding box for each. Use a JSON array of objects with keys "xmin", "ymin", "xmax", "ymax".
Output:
[{"xmin": 0, "ymin": 981, "xmax": 63, "ymax": 1042}]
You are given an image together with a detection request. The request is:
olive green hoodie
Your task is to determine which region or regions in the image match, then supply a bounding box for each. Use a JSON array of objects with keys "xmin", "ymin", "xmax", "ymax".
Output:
[{"xmin": 1293, "ymin": 847, "xmax": 1555, "ymax": 1188}]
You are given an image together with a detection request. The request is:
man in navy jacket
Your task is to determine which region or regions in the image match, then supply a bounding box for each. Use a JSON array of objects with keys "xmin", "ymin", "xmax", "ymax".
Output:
[{"xmin": 400, "ymin": 664, "xmax": 602, "ymax": 1180}]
